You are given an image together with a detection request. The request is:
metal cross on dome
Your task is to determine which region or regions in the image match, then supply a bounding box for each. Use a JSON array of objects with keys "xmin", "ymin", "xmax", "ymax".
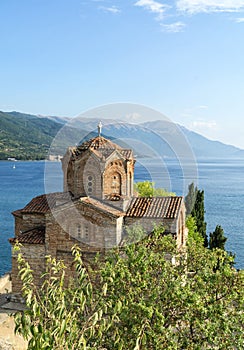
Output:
[{"xmin": 97, "ymin": 121, "xmax": 103, "ymax": 137}]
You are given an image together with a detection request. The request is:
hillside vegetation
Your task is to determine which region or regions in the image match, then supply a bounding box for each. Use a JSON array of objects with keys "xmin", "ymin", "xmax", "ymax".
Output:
[
  {"xmin": 0, "ymin": 111, "xmax": 62, "ymax": 160},
  {"xmin": 1, "ymin": 111, "xmax": 244, "ymax": 160},
  {"xmin": 14, "ymin": 226, "xmax": 244, "ymax": 349}
]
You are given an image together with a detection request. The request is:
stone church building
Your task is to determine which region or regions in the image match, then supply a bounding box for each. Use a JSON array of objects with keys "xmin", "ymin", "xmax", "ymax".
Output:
[{"xmin": 9, "ymin": 128, "xmax": 187, "ymax": 292}]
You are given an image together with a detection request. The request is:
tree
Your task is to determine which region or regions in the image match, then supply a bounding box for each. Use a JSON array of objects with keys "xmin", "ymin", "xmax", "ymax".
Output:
[
  {"xmin": 185, "ymin": 182, "xmax": 197, "ymax": 216},
  {"xmin": 186, "ymin": 215, "xmax": 204, "ymax": 246},
  {"xmin": 100, "ymin": 227, "xmax": 243, "ymax": 349},
  {"xmin": 14, "ymin": 228, "xmax": 244, "ymax": 350},
  {"xmin": 209, "ymin": 225, "xmax": 227, "ymax": 250},
  {"xmin": 135, "ymin": 181, "xmax": 175, "ymax": 197},
  {"xmin": 154, "ymin": 187, "xmax": 175, "ymax": 197},
  {"xmin": 123, "ymin": 223, "xmax": 147, "ymax": 244},
  {"xmin": 191, "ymin": 189, "xmax": 208, "ymax": 247},
  {"xmin": 135, "ymin": 180, "xmax": 154, "ymax": 197},
  {"xmin": 14, "ymin": 245, "xmax": 113, "ymax": 350}
]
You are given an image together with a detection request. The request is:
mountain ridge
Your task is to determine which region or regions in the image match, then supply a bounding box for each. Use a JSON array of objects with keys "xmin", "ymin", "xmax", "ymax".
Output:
[{"xmin": 0, "ymin": 111, "xmax": 243, "ymax": 160}]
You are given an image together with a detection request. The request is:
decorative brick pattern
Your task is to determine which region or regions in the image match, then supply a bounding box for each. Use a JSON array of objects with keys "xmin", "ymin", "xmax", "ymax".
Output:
[{"xmin": 9, "ymin": 135, "xmax": 187, "ymax": 293}]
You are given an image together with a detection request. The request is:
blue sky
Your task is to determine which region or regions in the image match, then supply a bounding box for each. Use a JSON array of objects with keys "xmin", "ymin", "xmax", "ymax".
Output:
[{"xmin": 1, "ymin": 0, "xmax": 244, "ymax": 148}]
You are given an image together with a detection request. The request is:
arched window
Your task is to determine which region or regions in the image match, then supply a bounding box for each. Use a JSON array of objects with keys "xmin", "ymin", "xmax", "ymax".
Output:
[{"xmin": 111, "ymin": 172, "xmax": 121, "ymax": 195}]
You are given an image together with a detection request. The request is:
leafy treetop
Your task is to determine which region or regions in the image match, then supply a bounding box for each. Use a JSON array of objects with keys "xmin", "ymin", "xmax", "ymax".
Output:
[
  {"xmin": 14, "ymin": 223, "xmax": 244, "ymax": 350},
  {"xmin": 135, "ymin": 181, "xmax": 175, "ymax": 197}
]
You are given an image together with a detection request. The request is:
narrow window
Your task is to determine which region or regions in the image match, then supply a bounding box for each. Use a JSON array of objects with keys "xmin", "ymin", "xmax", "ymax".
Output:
[
  {"xmin": 77, "ymin": 224, "xmax": 81, "ymax": 239},
  {"xmin": 84, "ymin": 225, "xmax": 89, "ymax": 241},
  {"xmin": 111, "ymin": 172, "xmax": 121, "ymax": 194},
  {"xmin": 87, "ymin": 175, "xmax": 93, "ymax": 195}
]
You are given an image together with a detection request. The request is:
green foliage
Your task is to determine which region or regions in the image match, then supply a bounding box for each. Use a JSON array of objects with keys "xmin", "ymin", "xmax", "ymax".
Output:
[
  {"xmin": 100, "ymin": 228, "xmax": 244, "ymax": 349},
  {"xmin": 0, "ymin": 111, "xmax": 62, "ymax": 160},
  {"xmin": 185, "ymin": 183, "xmax": 208, "ymax": 247},
  {"xmin": 0, "ymin": 111, "xmax": 88, "ymax": 160},
  {"xmin": 209, "ymin": 225, "xmax": 227, "ymax": 250},
  {"xmin": 14, "ymin": 244, "xmax": 112, "ymax": 350},
  {"xmin": 191, "ymin": 188, "xmax": 208, "ymax": 247},
  {"xmin": 134, "ymin": 181, "xmax": 154, "ymax": 197},
  {"xmin": 14, "ymin": 229, "xmax": 244, "ymax": 350},
  {"xmin": 135, "ymin": 181, "xmax": 175, "ymax": 197},
  {"xmin": 124, "ymin": 223, "xmax": 147, "ymax": 244},
  {"xmin": 153, "ymin": 187, "xmax": 175, "ymax": 197},
  {"xmin": 186, "ymin": 215, "xmax": 204, "ymax": 246},
  {"xmin": 185, "ymin": 182, "xmax": 197, "ymax": 216}
]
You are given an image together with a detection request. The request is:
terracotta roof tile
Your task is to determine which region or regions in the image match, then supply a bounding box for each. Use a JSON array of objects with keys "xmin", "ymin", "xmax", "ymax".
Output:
[
  {"xmin": 69, "ymin": 136, "xmax": 133, "ymax": 160},
  {"xmin": 126, "ymin": 196, "xmax": 183, "ymax": 219},
  {"xmin": 78, "ymin": 136, "xmax": 120, "ymax": 151},
  {"xmin": 9, "ymin": 227, "xmax": 45, "ymax": 245},
  {"xmin": 12, "ymin": 192, "xmax": 73, "ymax": 215},
  {"xmin": 80, "ymin": 197, "xmax": 124, "ymax": 217},
  {"xmin": 121, "ymin": 149, "xmax": 133, "ymax": 159}
]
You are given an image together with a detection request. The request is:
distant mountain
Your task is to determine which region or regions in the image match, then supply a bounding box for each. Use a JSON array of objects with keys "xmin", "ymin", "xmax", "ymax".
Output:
[
  {"xmin": 0, "ymin": 111, "xmax": 86, "ymax": 160},
  {"xmin": 143, "ymin": 120, "xmax": 244, "ymax": 159},
  {"xmin": 0, "ymin": 111, "xmax": 61, "ymax": 159},
  {"xmin": 63, "ymin": 117, "xmax": 244, "ymax": 159},
  {"xmin": 37, "ymin": 114, "xmax": 70, "ymax": 125},
  {"xmin": 0, "ymin": 112, "xmax": 243, "ymax": 160}
]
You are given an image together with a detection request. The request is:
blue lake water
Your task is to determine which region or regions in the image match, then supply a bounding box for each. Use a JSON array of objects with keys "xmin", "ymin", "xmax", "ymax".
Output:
[{"xmin": 0, "ymin": 158, "xmax": 243, "ymax": 275}]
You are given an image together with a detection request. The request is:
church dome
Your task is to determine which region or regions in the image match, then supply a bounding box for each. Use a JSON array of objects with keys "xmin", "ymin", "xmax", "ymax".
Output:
[
  {"xmin": 62, "ymin": 134, "xmax": 135, "ymax": 200},
  {"xmin": 68, "ymin": 136, "xmax": 133, "ymax": 161},
  {"xmin": 78, "ymin": 136, "xmax": 121, "ymax": 152}
]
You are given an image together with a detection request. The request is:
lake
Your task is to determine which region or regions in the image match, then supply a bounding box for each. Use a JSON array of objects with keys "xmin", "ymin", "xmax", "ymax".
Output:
[{"xmin": 0, "ymin": 158, "xmax": 243, "ymax": 275}]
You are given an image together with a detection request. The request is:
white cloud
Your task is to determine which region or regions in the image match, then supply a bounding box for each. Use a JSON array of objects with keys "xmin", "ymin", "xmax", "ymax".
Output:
[
  {"xmin": 100, "ymin": 5, "xmax": 121, "ymax": 14},
  {"xmin": 134, "ymin": 0, "xmax": 170, "ymax": 19},
  {"xmin": 235, "ymin": 17, "xmax": 244, "ymax": 22},
  {"xmin": 176, "ymin": 0, "xmax": 244, "ymax": 14},
  {"xmin": 161, "ymin": 21, "xmax": 186, "ymax": 32},
  {"xmin": 181, "ymin": 105, "xmax": 209, "ymax": 117},
  {"xmin": 191, "ymin": 120, "xmax": 217, "ymax": 130},
  {"xmin": 198, "ymin": 105, "xmax": 209, "ymax": 110},
  {"xmin": 124, "ymin": 113, "xmax": 143, "ymax": 123}
]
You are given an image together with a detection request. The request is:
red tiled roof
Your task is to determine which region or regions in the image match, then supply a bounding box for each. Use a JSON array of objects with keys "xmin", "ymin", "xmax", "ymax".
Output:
[
  {"xmin": 126, "ymin": 196, "xmax": 183, "ymax": 219},
  {"xmin": 80, "ymin": 197, "xmax": 125, "ymax": 217},
  {"xmin": 9, "ymin": 227, "xmax": 45, "ymax": 244},
  {"xmin": 69, "ymin": 136, "xmax": 133, "ymax": 160},
  {"xmin": 12, "ymin": 192, "xmax": 73, "ymax": 215},
  {"xmin": 121, "ymin": 149, "xmax": 133, "ymax": 159},
  {"xmin": 78, "ymin": 136, "xmax": 120, "ymax": 151}
]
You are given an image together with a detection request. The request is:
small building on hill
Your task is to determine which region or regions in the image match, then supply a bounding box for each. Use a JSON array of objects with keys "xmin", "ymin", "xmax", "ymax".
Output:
[{"xmin": 9, "ymin": 128, "xmax": 187, "ymax": 292}]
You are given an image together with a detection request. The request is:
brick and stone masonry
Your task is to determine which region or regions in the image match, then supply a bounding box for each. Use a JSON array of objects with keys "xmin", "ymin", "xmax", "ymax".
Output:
[{"xmin": 9, "ymin": 132, "xmax": 187, "ymax": 292}]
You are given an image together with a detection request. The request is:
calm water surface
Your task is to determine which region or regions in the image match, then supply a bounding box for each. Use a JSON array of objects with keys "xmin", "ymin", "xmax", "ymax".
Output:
[{"xmin": 0, "ymin": 158, "xmax": 243, "ymax": 275}]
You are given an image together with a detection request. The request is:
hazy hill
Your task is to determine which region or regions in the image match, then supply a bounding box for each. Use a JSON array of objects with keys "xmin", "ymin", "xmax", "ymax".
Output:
[
  {"xmin": 61, "ymin": 117, "xmax": 244, "ymax": 159},
  {"xmin": 0, "ymin": 112, "xmax": 243, "ymax": 160},
  {"xmin": 143, "ymin": 120, "xmax": 244, "ymax": 158},
  {"xmin": 0, "ymin": 111, "xmax": 64, "ymax": 159}
]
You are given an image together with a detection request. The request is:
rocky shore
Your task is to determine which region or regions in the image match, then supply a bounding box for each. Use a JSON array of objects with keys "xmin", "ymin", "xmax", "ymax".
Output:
[{"xmin": 0, "ymin": 274, "xmax": 27, "ymax": 350}]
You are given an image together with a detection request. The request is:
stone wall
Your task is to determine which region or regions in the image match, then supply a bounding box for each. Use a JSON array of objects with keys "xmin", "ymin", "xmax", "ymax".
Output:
[
  {"xmin": 124, "ymin": 212, "xmax": 187, "ymax": 249},
  {"xmin": 103, "ymin": 160, "xmax": 127, "ymax": 196},
  {"xmin": 124, "ymin": 217, "xmax": 177, "ymax": 234},
  {"xmin": 14, "ymin": 214, "xmax": 45, "ymax": 236},
  {"xmin": 62, "ymin": 146, "xmax": 135, "ymax": 201},
  {"xmin": 11, "ymin": 244, "xmax": 45, "ymax": 293},
  {"xmin": 64, "ymin": 152, "xmax": 104, "ymax": 198},
  {"xmin": 47, "ymin": 201, "xmax": 123, "ymax": 251}
]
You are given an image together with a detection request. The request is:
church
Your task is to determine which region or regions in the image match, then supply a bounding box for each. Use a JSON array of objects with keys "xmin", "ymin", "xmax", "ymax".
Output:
[{"xmin": 9, "ymin": 124, "xmax": 187, "ymax": 292}]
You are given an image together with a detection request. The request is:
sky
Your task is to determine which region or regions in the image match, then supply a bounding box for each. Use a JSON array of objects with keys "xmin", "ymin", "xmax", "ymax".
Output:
[{"xmin": 1, "ymin": 0, "xmax": 244, "ymax": 148}]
